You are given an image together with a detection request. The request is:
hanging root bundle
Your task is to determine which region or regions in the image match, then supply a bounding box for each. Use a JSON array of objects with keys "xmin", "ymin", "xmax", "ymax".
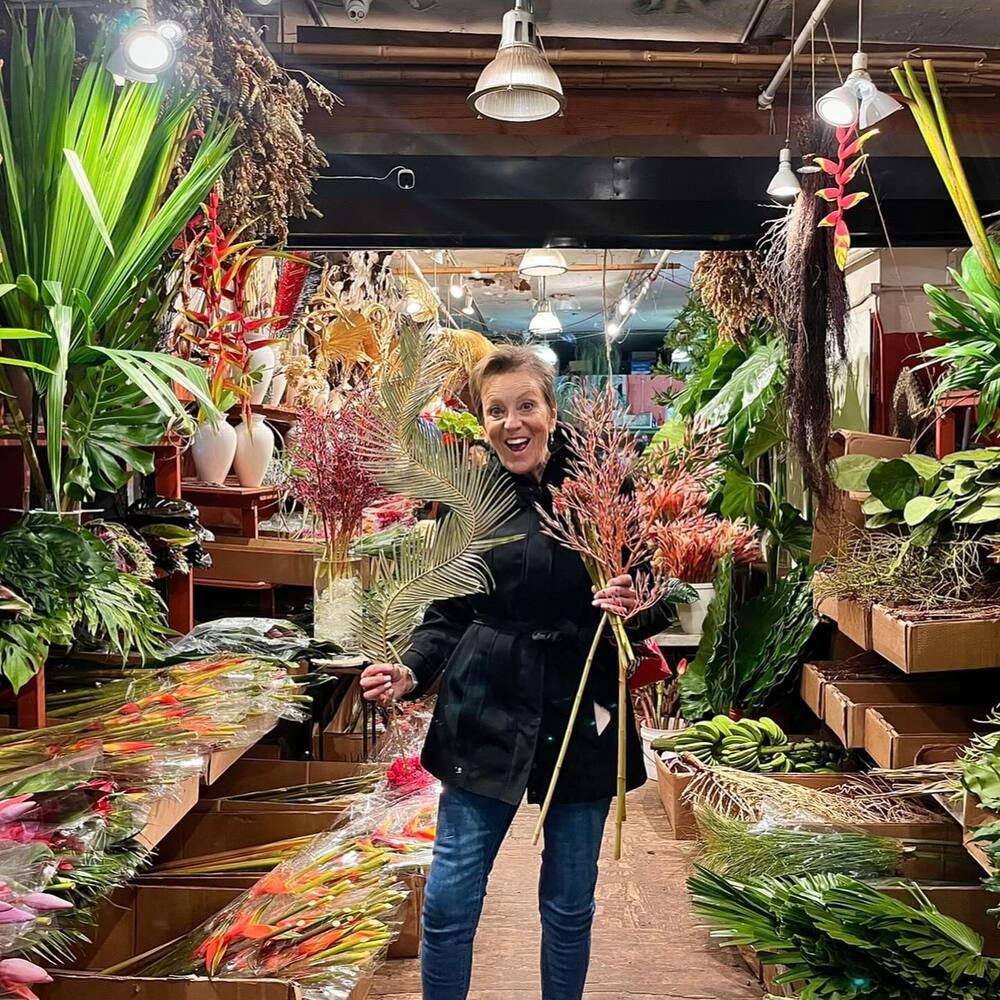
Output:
[{"xmin": 763, "ymin": 120, "xmax": 849, "ymax": 498}]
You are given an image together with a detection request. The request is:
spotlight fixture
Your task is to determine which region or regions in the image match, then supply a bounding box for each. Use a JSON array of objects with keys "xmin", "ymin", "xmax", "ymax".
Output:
[
  {"xmin": 528, "ymin": 299, "xmax": 563, "ymax": 337},
  {"xmin": 461, "ymin": 294, "xmax": 476, "ymax": 317},
  {"xmin": 106, "ymin": 46, "xmax": 157, "ymax": 85},
  {"xmin": 767, "ymin": 147, "xmax": 802, "ymax": 202},
  {"xmin": 239, "ymin": 0, "xmax": 279, "ymax": 8},
  {"xmin": 468, "ymin": 0, "xmax": 566, "ymax": 123},
  {"xmin": 617, "ymin": 297, "xmax": 631, "ymax": 318},
  {"xmin": 405, "ymin": 297, "xmax": 423, "ymax": 316},
  {"xmin": 533, "ymin": 344, "xmax": 560, "ymax": 368},
  {"xmin": 345, "ymin": 0, "xmax": 372, "ymax": 19},
  {"xmin": 157, "ymin": 20, "xmax": 186, "ymax": 46},
  {"xmin": 449, "ymin": 279, "xmax": 464, "ymax": 300},
  {"xmin": 816, "ymin": 1, "xmax": 902, "ymax": 129},
  {"xmin": 606, "ymin": 320, "xmax": 621, "ymax": 339},
  {"xmin": 519, "ymin": 247, "xmax": 568, "ymax": 277},
  {"xmin": 117, "ymin": 1, "xmax": 176, "ymax": 78}
]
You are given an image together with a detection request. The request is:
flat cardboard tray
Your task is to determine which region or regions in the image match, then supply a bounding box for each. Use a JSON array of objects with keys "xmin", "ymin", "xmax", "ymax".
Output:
[
  {"xmin": 863, "ymin": 704, "xmax": 988, "ymax": 768},
  {"xmin": 136, "ymin": 774, "xmax": 201, "ymax": 851},
  {"xmin": 872, "ymin": 604, "xmax": 1000, "ymax": 673},
  {"xmin": 836, "ymin": 598, "xmax": 872, "ymax": 651},
  {"xmin": 799, "ymin": 655, "xmax": 897, "ymax": 718}
]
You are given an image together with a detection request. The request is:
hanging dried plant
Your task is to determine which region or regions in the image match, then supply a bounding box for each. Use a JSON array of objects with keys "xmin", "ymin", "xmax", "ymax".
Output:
[
  {"xmin": 693, "ymin": 251, "xmax": 777, "ymax": 342},
  {"xmin": 432, "ymin": 328, "xmax": 496, "ymax": 398},
  {"xmin": 762, "ymin": 120, "xmax": 850, "ymax": 497},
  {"xmin": 154, "ymin": 0, "xmax": 341, "ymax": 243}
]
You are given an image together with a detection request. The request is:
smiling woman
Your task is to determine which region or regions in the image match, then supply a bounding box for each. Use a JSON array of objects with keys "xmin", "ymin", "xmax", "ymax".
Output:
[{"xmin": 471, "ymin": 345, "xmax": 558, "ymax": 480}]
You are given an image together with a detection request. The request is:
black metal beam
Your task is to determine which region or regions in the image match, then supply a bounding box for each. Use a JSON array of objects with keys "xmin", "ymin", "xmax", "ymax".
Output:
[{"xmin": 289, "ymin": 154, "xmax": 1000, "ymax": 249}]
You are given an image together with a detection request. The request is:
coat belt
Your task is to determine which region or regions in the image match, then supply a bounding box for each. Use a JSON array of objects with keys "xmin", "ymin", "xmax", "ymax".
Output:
[{"xmin": 472, "ymin": 614, "xmax": 588, "ymax": 645}]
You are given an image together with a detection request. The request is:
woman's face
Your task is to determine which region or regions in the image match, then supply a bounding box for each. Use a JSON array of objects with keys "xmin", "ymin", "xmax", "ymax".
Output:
[{"xmin": 481, "ymin": 370, "xmax": 557, "ymax": 478}]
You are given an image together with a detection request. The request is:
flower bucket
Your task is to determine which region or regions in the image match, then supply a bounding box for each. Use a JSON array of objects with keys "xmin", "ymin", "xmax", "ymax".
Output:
[
  {"xmin": 640, "ymin": 724, "xmax": 674, "ymax": 780},
  {"xmin": 314, "ymin": 557, "xmax": 361, "ymax": 650},
  {"xmin": 677, "ymin": 582, "xmax": 715, "ymax": 635}
]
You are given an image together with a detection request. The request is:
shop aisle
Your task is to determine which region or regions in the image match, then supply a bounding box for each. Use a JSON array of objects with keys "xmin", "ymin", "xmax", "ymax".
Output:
[{"xmin": 373, "ymin": 783, "xmax": 760, "ymax": 999}]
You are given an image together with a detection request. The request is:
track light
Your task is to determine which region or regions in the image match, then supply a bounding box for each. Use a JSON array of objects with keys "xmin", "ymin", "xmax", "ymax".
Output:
[
  {"xmin": 122, "ymin": 24, "xmax": 175, "ymax": 76},
  {"xmin": 462, "ymin": 294, "xmax": 476, "ymax": 317},
  {"xmin": 519, "ymin": 247, "xmax": 568, "ymax": 277},
  {"xmin": 816, "ymin": 81, "xmax": 859, "ymax": 128},
  {"xmin": 468, "ymin": 0, "xmax": 566, "ymax": 123},
  {"xmin": 606, "ymin": 320, "xmax": 621, "ymax": 339},
  {"xmin": 816, "ymin": 49, "xmax": 902, "ymax": 129},
  {"xmin": 767, "ymin": 147, "xmax": 802, "ymax": 202},
  {"xmin": 405, "ymin": 297, "xmax": 423, "ymax": 316},
  {"xmin": 157, "ymin": 20, "xmax": 186, "ymax": 46},
  {"xmin": 617, "ymin": 297, "xmax": 631, "ymax": 318},
  {"xmin": 345, "ymin": 0, "xmax": 372, "ymax": 19},
  {"xmin": 529, "ymin": 300, "xmax": 562, "ymax": 337},
  {"xmin": 450, "ymin": 279, "xmax": 464, "ymax": 300}
]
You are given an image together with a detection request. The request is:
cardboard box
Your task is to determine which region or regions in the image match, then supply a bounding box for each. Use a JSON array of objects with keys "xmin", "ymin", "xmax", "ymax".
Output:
[
  {"xmin": 963, "ymin": 790, "xmax": 1000, "ymax": 837},
  {"xmin": 203, "ymin": 744, "xmax": 251, "ymax": 786},
  {"xmin": 864, "ymin": 704, "xmax": 988, "ymax": 768},
  {"xmin": 198, "ymin": 536, "xmax": 321, "ymax": 588},
  {"xmin": 800, "ymin": 656, "xmax": 890, "ymax": 717},
  {"xmin": 810, "ymin": 430, "xmax": 911, "ymax": 563},
  {"xmin": 824, "ymin": 678, "xmax": 991, "ymax": 749},
  {"xmin": 136, "ymin": 774, "xmax": 201, "ymax": 850},
  {"xmin": 318, "ymin": 677, "xmax": 384, "ymax": 763},
  {"xmin": 39, "ymin": 973, "xmax": 304, "ymax": 1000},
  {"xmin": 872, "ymin": 604, "xmax": 1000, "ymax": 673},
  {"xmin": 157, "ymin": 808, "xmax": 341, "ymax": 861},
  {"xmin": 837, "ymin": 598, "xmax": 872, "ymax": 651}
]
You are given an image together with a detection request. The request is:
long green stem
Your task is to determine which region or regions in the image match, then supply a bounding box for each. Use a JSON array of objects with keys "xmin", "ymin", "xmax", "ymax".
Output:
[{"xmin": 532, "ymin": 613, "xmax": 609, "ymax": 845}]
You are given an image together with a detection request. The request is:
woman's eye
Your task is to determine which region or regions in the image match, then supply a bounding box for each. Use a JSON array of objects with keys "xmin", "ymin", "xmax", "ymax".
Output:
[
  {"xmin": 489, "ymin": 408, "xmax": 503, "ymax": 419},
  {"xmin": 521, "ymin": 401, "xmax": 535, "ymax": 411}
]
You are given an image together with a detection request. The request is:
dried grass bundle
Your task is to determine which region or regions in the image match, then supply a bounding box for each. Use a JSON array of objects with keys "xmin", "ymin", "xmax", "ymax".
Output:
[{"xmin": 692, "ymin": 251, "xmax": 776, "ymax": 343}]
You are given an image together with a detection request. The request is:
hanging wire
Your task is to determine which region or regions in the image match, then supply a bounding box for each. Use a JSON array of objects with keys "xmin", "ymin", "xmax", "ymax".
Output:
[
  {"xmin": 858, "ymin": 0, "xmax": 864, "ymax": 52},
  {"xmin": 811, "ymin": 24, "xmax": 816, "ymax": 110},
  {"xmin": 785, "ymin": 0, "xmax": 797, "ymax": 145}
]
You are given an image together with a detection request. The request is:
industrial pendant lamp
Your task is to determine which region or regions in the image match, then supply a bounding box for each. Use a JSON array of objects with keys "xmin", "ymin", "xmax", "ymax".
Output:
[
  {"xmin": 529, "ymin": 300, "xmax": 563, "ymax": 336},
  {"xmin": 468, "ymin": 0, "xmax": 566, "ymax": 123},
  {"xmin": 519, "ymin": 247, "xmax": 568, "ymax": 277},
  {"xmin": 816, "ymin": 0, "xmax": 902, "ymax": 128},
  {"xmin": 767, "ymin": 0, "xmax": 801, "ymax": 202}
]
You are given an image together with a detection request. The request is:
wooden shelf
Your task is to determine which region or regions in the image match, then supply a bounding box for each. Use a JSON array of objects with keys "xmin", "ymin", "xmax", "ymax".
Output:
[
  {"xmin": 651, "ymin": 627, "xmax": 702, "ymax": 648},
  {"xmin": 965, "ymin": 838, "xmax": 997, "ymax": 876},
  {"xmin": 182, "ymin": 479, "xmax": 281, "ymax": 539}
]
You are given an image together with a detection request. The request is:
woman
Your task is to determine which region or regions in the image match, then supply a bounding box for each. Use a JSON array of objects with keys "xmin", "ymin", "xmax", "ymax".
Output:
[{"xmin": 361, "ymin": 345, "xmax": 669, "ymax": 1000}]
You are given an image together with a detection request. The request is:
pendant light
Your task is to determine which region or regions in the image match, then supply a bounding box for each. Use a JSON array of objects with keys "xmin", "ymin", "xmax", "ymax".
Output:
[
  {"xmin": 767, "ymin": 0, "xmax": 801, "ymax": 203},
  {"xmin": 529, "ymin": 277, "xmax": 563, "ymax": 336},
  {"xmin": 816, "ymin": 0, "xmax": 902, "ymax": 128},
  {"xmin": 449, "ymin": 278, "xmax": 464, "ymax": 299},
  {"xmin": 468, "ymin": 0, "xmax": 566, "ymax": 123},
  {"xmin": 461, "ymin": 294, "xmax": 476, "ymax": 317},
  {"xmin": 519, "ymin": 247, "xmax": 568, "ymax": 277}
]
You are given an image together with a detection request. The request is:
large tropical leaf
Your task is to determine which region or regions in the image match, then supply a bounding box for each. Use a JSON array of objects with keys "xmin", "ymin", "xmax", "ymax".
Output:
[{"xmin": 354, "ymin": 323, "xmax": 521, "ymax": 661}]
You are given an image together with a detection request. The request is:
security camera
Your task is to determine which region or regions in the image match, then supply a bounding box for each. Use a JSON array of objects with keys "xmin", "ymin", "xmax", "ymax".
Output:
[
  {"xmin": 345, "ymin": 0, "xmax": 372, "ymax": 20},
  {"xmin": 396, "ymin": 167, "xmax": 416, "ymax": 190}
]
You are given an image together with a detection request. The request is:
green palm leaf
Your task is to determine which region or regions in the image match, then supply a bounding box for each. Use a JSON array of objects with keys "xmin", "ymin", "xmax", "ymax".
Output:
[{"xmin": 355, "ymin": 324, "xmax": 521, "ymax": 661}]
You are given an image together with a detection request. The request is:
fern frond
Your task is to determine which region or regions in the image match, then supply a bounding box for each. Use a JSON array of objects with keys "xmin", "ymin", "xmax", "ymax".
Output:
[{"xmin": 355, "ymin": 323, "xmax": 520, "ymax": 660}]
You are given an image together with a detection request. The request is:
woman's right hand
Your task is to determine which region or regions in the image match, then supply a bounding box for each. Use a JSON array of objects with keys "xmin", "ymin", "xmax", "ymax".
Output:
[{"xmin": 360, "ymin": 662, "xmax": 414, "ymax": 706}]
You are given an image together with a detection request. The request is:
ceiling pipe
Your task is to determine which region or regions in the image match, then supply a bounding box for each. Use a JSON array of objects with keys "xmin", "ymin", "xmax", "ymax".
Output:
[
  {"xmin": 758, "ymin": 0, "xmax": 838, "ymax": 110},
  {"xmin": 303, "ymin": 0, "xmax": 328, "ymax": 27}
]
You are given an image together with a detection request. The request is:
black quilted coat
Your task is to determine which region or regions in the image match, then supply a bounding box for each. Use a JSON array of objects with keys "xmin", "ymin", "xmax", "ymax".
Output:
[{"xmin": 402, "ymin": 433, "xmax": 671, "ymax": 805}]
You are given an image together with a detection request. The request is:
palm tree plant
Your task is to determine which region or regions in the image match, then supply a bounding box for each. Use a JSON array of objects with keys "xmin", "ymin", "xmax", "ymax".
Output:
[{"xmin": 0, "ymin": 11, "xmax": 234, "ymax": 510}]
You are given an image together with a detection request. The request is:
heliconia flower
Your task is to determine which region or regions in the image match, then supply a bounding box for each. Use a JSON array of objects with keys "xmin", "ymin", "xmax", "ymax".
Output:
[
  {"xmin": 0, "ymin": 796, "xmax": 35, "ymax": 824},
  {"xmin": 0, "ymin": 959, "xmax": 52, "ymax": 984},
  {"xmin": 19, "ymin": 892, "xmax": 72, "ymax": 912},
  {"xmin": 250, "ymin": 873, "xmax": 291, "ymax": 899},
  {"xmin": 158, "ymin": 693, "xmax": 180, "ymax": 706},
  {"xmin": 119, "ymin": 703, "xmax": 141, "ymax": 715},
  {"xmin": 0, "ymin": 902, "xmax": 37, "ymax": 924}
]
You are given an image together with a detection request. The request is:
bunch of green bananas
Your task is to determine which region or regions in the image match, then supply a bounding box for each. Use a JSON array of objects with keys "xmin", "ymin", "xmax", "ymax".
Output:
[
  {"xmin": 651, "ymin": 717, "xmax": 842, "ymax": 774},
  {"xmin": 785, "ymin": 738, "xmax": 842, "ymax": 774}
]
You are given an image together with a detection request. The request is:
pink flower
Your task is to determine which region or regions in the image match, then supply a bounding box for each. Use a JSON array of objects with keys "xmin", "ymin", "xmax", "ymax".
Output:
[
  {"xmin": 0, "ymin": 797, "xmax": 34, "ymax": 824},
  {"xmin": 19, "ymin": 892, "xmax": 72, "ymax": 912},
  {"xmin": 0, "ymin": 902, "xmax": 36, "ymax": 924},
  {"xmin": 0, "ymin": 959, "xmax": 53, "ymax": 984}
]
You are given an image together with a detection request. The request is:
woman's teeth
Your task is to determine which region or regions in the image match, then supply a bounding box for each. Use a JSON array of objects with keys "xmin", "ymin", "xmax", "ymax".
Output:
[{"xmin": 506, "ymin": 438, "xmax": 529, "ymax": 453}]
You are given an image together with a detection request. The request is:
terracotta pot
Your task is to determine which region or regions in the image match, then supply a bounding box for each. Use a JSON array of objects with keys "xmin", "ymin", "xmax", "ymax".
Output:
[
  {"xmin": 233, "ymin": 414, "xmax": 275, "ymax": 488},
  {"xmin": 191, "ymin": 418, "xmax": 237, "ymax": 485}
]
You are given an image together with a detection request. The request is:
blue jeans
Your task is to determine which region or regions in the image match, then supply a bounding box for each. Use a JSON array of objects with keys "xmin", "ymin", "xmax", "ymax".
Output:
[{"xmin": 421, "ymin": 784, "xmax": 611, "ymax": 1000}]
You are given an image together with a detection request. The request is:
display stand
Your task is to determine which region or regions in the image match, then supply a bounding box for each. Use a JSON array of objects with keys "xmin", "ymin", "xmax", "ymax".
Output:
[
  {"xmin": 153, "ymin": 441, "xmax": 194, "ymax": 635},
  {"xmin": 181, "ymin": 480, "xmax": 280, "ymax": 539}
]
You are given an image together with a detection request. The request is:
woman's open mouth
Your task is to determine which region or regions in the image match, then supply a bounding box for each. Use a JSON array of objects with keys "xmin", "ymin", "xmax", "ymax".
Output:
[{"xmin": 505, "ymin": 437, "xmax": 530, "ymax": 455}]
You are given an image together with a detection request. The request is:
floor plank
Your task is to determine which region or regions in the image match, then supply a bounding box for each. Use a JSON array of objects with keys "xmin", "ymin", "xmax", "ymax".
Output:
[{"xmin": 373, "ymin": 783, "xmax": 761, "ymax": 999}]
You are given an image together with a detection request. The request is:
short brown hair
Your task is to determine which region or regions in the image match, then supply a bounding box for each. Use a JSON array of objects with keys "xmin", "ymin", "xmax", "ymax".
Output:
[{"xmin": 469, "ymin": 344, "xmax": 557, "ymax": 420}]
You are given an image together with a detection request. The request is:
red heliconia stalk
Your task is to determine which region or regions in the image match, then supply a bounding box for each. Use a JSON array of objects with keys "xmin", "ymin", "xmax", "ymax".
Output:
[{"xmin": 816, "ymin": 126, "xmax": 879, "ymax": 270}]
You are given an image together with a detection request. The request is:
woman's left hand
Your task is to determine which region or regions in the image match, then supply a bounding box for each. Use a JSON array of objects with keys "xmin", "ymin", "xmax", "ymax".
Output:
[{"xmin": 593, "ymin": 574, "xmax": 638, "ymax": 617}]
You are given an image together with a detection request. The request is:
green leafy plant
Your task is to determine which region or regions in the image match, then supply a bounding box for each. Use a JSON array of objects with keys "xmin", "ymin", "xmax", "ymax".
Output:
[
  {"xmin": 680, "ymin": 556, "xmax": 817, "ymax": 721},
  {"xmin": 0, "ymin": 516, "xmax": 170, "ymax": 689},
  {"xmin": 0, "ymin": 12, "xmax": 234, "ymax": 509},
  {"xmin": 832, "ymin": 447, "xmax": 1000, "ymax": 545},
  {"xmin": 656, "ymin": 293, "xmax": 721, "ymax": 376},
  {"xmin": 433, "ymin": 409, "xmax": 484, "ymax": 442},
  {"xmin": 688, "ymin": 866, "xmax": 1000, "ymax": 998}
]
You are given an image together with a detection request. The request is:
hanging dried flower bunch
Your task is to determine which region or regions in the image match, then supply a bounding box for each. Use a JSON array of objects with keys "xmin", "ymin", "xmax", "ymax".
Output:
[
  {"xmin": 154, "ymin": 0, "xmax": 341, "ymax": 243},
  {"xmin": 762, "ymin": 119, "xmax": 851, "ymax": 498},
  {"xmin": 693, "ymin": 251, "xmax": 777, "ymax": 342}
]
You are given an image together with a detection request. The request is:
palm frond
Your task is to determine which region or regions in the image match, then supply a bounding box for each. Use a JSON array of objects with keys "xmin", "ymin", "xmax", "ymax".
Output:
[{"xmin": 355, "ymin": 323, "xmax": 520, "ymax": 660}]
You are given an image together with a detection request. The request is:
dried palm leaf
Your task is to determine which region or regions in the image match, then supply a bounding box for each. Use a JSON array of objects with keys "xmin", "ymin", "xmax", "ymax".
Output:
[
  {"xmin": 400, "ymin": 276, "xmax": 439, "ymax": 324},
  {"xmin": 433, "ymin": 328, "xmax": 496, "ymax": 397},
  {"xmin": 355, "ymin": 323, "xmax": 521, "ymax": 661}
]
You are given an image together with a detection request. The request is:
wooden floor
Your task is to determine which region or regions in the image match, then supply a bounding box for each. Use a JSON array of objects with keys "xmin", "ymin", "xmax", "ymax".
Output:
[{"xmin": 373, "ymin": 783, "xmax": 761, "ymax": 1000}]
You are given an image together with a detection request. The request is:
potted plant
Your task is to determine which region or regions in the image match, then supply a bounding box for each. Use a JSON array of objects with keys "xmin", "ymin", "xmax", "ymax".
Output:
[{"xmin": 285, "ymin": 397, "xmax": 383, "ymax": 648}]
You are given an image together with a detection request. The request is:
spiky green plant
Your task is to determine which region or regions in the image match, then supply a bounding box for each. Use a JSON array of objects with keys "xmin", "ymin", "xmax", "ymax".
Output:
[
  {"xmin": 688, "ymin": 866, "xmax": 1000, "ymax": 998},
  {"xmin": 354, "ymin": 323, "xmax": 521, "ymax": 663},
  {"xmin": 0, "ymin": 11, "xmax": 235, "ymax": 509}
]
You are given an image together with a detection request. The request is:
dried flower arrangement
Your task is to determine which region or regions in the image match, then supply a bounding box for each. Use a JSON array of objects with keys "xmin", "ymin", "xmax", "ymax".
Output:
[
  {"xmin": 155, "ymin": 0, "xmax": 342, "ymax": 243},
  {"xmin": 692, "ymin": 251, "xmax": 777, "ymax": 343}
]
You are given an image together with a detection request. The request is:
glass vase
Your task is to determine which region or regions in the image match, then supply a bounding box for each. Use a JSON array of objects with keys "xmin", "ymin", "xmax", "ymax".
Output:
[{"xmin": 313, "ymin": 557, "xmax": 362, "ymax": 651}]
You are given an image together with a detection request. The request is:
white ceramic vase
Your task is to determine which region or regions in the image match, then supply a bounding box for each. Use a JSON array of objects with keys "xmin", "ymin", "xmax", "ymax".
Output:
[
  {"xmin": 268, "ymin": 367, "xmax": 288, "ymax": 406},
  {"xmin": 676, "ymin": 582, "xmax": 715, "ymax": 636},
  {"xmin": 192, "ymin": 418, "xmax": 237, "ymax": 485},
  {"xmin": 234, "ymin": 414, "xmax": 275, "ymax": 488},
  {"xmin": 248, "ymin": 345, "xmax": 276, "ymax": 405}
]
